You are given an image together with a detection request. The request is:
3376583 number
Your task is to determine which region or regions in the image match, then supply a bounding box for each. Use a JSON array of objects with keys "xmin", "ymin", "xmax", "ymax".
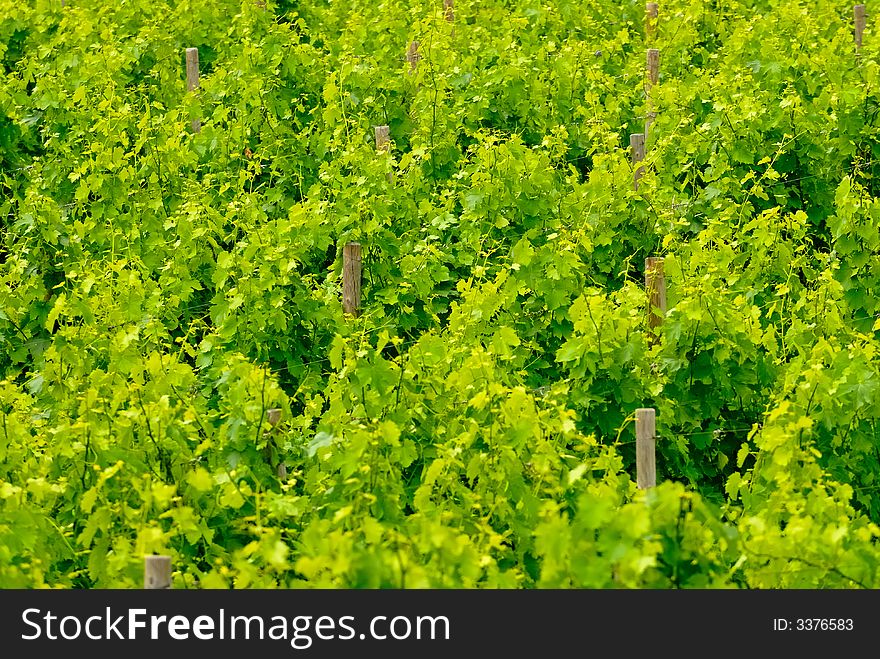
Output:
[{"xmin": 795, "ymin": 618, "xmax": 853, "ymax": 631}]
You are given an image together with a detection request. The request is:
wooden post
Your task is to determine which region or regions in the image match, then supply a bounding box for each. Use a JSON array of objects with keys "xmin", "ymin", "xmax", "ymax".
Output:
[
  {"xmin": 646, "ymin": 2, "xmax": 659, "ymax": 42},
  {"xmin": 406, "ymin": 41, "xmax": 421, "ymax": 72},
  {"xmin": 343, "ymin": 242, "xmax": 362, "ymax": 317},
  {"xmin": 646, "ymin": 48, "xmax": 660, "ymax": 140},
  {"xmin": 144, "ymin": 555, "xmax": 171, "ymax": 589},
  {"xmin": 647, "ymin": 49, "xmax": 660, "ymax": 88},
  {"xmin": 645, "ymin": 257, "xmax": 666, "ymax": 334},
  {"xmin": 855, "ymin": 4, "xmax": 867, "ymax": 49},
  {"xmin": 630, "ymin": 133, "xmax": 646, "ymax": 190},
  {"xmin": 444, "ymin": 0, "xmax": 454, "ymax": 22},
  {"xmin": 374, "ymin": 125, "xmax": 390, "ymax": 152},
  {"xmin": 636, "ymin": 408, "xmax": 656, "ymax": 489},
  {"xmin": 266, "ymin": 409, "xmax": 286, "ymax": 479},
  {"xmin": 374, "ymin": 125, "xmax": 393, "ymax": 182},
  {"xmin": 185, "ymin": 47, "xmax": 201, "ymax": 134},
  {"xmin": 185, "ymin": 48, "xmax": 200, "ymax": 93}
]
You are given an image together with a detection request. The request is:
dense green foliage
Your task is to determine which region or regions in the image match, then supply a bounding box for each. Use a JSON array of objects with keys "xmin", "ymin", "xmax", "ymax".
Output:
[{"xmin": 2, "ymin": 0, "xmax": 880, "ymax": 588}]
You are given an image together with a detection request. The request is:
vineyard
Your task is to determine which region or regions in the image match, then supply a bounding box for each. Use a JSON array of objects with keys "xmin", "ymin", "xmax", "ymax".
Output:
[{"xmin": 2, "ymin": 0, "xmax": 880, "ymax": 589}]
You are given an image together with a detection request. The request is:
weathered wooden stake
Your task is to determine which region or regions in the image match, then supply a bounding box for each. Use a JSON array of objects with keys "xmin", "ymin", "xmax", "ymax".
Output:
[
  {"xmin": 374, "ymin": 125, "xmax": 393, "ymax": 182},
  {"xmin": 647, "ymin": 49, "xmax": 660, "ymax": 90},
  {"xmin": 646, "ymin": 48, "xmax": 660, "ymax": 140},
  {"xmin": 855, "ymin": 4, "xmax": 867, "ymax": 49},
  {"xmin": 444, "ymin": 0, "xmax": 454, "ymax": 23},
  {"xmin": 266, "ymin": 408, "xmax": 286, "ymax": 479},
  {"xmin": 374, "ymin": 125, "xmax": 390, "ymax": 152},
  {"xmin": 144, "ymin": 555, "xmax": 171, "ymax": 589},
  {"xmin": 630, "ymin": 133, "xmax": 646, "ymax": 190},
  {"xmin": 646, "ymin": 2, "xmax": 659, "ymax": 42},
  {"xmin": 636, "ymin": 408, "xmax": 656, "ymax": 489},
  {"xmin": 645, "ymin": 256, "xmax": 666, "ymax": 334},
  {"xmin": 185, "ymin": 47, "xmax": 200, "ymax": 92},
  {"xmin": 406, "ymin": 40, "xmax": 421, "ymax": 72},
  {"xmin": 185, "ymin": 47, "xmax": 201, "ymax": 134},
  {"xmin": 343, "ymin": 242, "xmax": 362, "ymax": 317}
]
